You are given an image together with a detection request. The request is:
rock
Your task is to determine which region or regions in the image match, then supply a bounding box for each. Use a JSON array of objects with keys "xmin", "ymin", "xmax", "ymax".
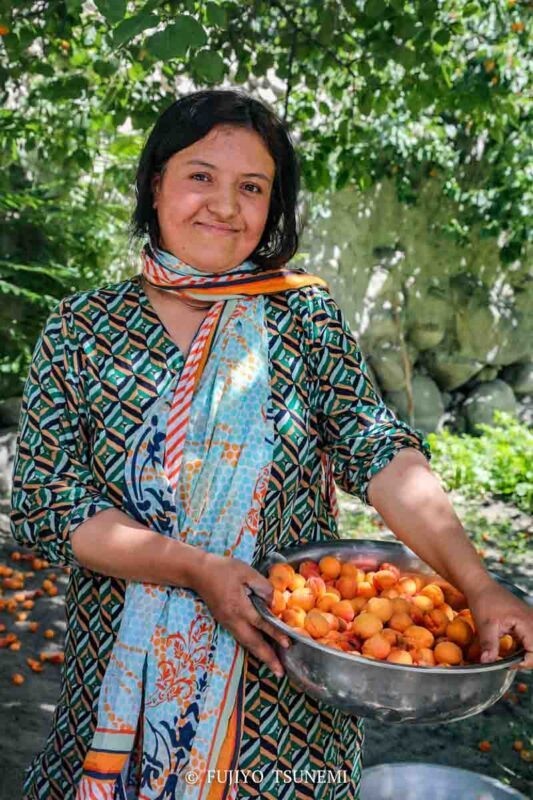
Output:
[
  {"xmin": 406, "ymin": 284, "xmax": 451, "ymax": 351},
  {"xmin": 0, "ymin": 397, "xmax": 22, "ymax": 428},
  {"xmin": 463, "ymin": 379, "xmax": 518, "ymax": 434},
  {"xmin": 420, "ymin": 347, "xmax": 484, "ymax": 391},
  {"xmin": 367, "ymin": 344, "xmax": 412, "ymax": 392},
  {"xmin": 475, "ymin": 366, "xmax": 500, "ymax": 383},
  {"xmin": 384, "ymin": 374, "xmax": 445, "ymax": 434},
  {"xmin": 0, "ymin": 429, "xmax": 18, "ymax": 497},
  {"xmin": 501, "ymin": 362, "xmax": 533, "ymax": 397}
]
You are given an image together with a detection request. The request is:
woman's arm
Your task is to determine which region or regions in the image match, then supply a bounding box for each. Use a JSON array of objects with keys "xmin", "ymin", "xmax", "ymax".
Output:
[
  {"xmin": 366, "ymin": 448, "xmax": 492, "ymax": 596},
  {"xmin": 367, "ymin": 447, "xmax": 533, "ymax": 668},
  {"xmin": 70, "ymin": 507, "xmax": 206, "ymax": 587}
]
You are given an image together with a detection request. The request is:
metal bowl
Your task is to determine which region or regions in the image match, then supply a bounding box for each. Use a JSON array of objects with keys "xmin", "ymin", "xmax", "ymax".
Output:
[
  {"xmin": 361, "ymin": 763, "xmax": 527, "ymax": 799},
  {"xmin": 251, "ymin": 539, "xmax": 527, "ymax": 724}
]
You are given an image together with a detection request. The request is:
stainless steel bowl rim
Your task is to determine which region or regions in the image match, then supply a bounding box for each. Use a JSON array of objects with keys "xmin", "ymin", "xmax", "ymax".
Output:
[{"xmin": 251, "ymin": 538, "xmax": 527, "ymax": 676}]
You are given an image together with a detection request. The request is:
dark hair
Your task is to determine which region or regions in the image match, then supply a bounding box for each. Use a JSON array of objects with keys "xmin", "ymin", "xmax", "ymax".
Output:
[{"xmin": 130, "ymin": 89, "xmax": 301, "ymax": 269}]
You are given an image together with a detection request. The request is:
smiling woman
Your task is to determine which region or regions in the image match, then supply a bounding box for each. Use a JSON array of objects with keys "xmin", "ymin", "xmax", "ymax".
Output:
[{"xmin": 12, "ymin": 88, "xmax": 530, "ymax": 800}]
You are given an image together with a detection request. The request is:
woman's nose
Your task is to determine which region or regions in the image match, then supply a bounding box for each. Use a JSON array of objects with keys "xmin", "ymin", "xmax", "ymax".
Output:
[{"xmin": 206, "ymin": 186, "xmax": 240, "ymax": 219}]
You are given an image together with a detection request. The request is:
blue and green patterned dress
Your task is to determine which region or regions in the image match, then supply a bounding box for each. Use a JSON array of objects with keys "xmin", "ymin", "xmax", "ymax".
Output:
[{"xmin": 10, "ymin": 275, "xmax": 430, "ymax": 799}]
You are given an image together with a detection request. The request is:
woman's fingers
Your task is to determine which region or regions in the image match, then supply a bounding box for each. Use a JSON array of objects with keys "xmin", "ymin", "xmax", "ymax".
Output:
[{"xmin": 234, "ymin": 620, "xmax": 285, "ymax": 678}]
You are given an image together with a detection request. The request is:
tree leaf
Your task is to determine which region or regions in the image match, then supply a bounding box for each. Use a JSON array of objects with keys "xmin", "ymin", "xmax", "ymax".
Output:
[
  {"xmin": 192, "ymin": 49, "xmax": 225, "ymax": 83},
  {"xmin": 146, "ymin": 16, "xmax": 207, "ymax": 60},
  {"xmin": 112, "ymin": 12, "xmax": 158, "ymax": 48},
  {"xmin": 206, "ymin": 2, "xmax": 228, "ymax": 28},
  {"xmin": 94, "ymin": 0, "xmax": 127, "ymax": 25},
  {"xmin": 364, "ymin": 0, "xmax": 387, "ymax": 19}
]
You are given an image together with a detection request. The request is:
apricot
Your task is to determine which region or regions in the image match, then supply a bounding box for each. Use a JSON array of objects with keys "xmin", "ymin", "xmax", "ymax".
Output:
[
  {"xmin": 381, "ymin": 628, "xmax": 399, "ymax": 646},
  {"xmin": 434, "ymin": 640, "xmax": 463, "ymax": 665},
  {"xmin": 298, "ymin": 560, "xmax": 321, "ymax": 579},
  {"xmin": 387, "ymin": 648, "xmax": 413, "ymax": 665},
  {"xmin": 304, "ymin": 610, "xmax": 331, "ymax": 639},
  {"xmin": 306, "ymin": 576, "xmax": 327, "ymax": 599},
  {"xmin": 335, "ymin": 576, "xmax": 358, "ymax": 600},
  {"xmin": 356, "ymin": 581, "xmax": 377, "ymax": 599},
  {"xmin": 339, "ymin": 562, "xmax": 362, "ymax": 579},
  {"xmin": 441, "ymin": 584, "xmax": 467, "ymax": 610},
  {"xmin": 423, "ymin": 608, "xmax": 449, "ymax": 637},
  {"xmin": 319, "ymin": 556, "xmax": 342, "ymax": 580},
  {"xmin": 331, "ymin": 600, "xmax": 355, "ymax": 623},
  {"xmin": 322, "ymin": 612, "xmax": 340, "ymax": 631},
  {"xmin": 389, "ymin": 612, "xmax": 413, "ymax": 633},
  {"xmin": 440, "ymin": 602, "xmax": 455, "ymax": 622},
  {"xmin": 322, "ymin": 629, "xmax": 342, "ymax": 641},
  {"xmin": 390, "ymin": 597, "xmax": 410, "ymax": 615},
  {"xmin": 403, "ymin": 625, "xmax": 434, "ymax": 650},
  {"xmin": 373, "ymin": 570, "xmax": 398, "ymax": 591},
  {"xmin": 381, "ymin": 588, "xmax": 399, "ymax": 599},
  {"xmin": 362, "ymin": 633, "xmax": 391, "ymax": 660},
  {"xmin": 288, "ymin": 573, "xmax": 307, "ymax": 591},
  {"xmin": 317, "ymin": 591, "xmax": 342, "ymax": 612},
  {"xmin": 498, "ymin": 634, "xmax": 516, "ymax": 657},
  {"xmin": 281, "ymin": 608, "xmax": 306, "ymax": 628},
  {"xmin": 287, "ymin": 588, "xmax": 315, "ymax": 612},
  {"xmin": 349, "ymin": 596, "xmax": 368, "ymax": 613},
  {"xmin": 366, "ymin": 597, "xmax": 393, "ymax": 623},
  {"xmin": 11, "ymin": 673, "xmax": 25, "ymax": 686},
  {"xmin": 352, "ymin": 612, "xmax": 383, "ymax": 639},
  {"xmin": 446, "ymin": 618, "xmax": 474, "ymax": 648},
  {"xmin": 466, "ymin": 638, "xmax": 482, "ymax": 663},
  {"xmin": 420, "ymin": 583, "xmax": 445, "ymax": 607},
  {"xmin": 414, "ymin": 647, "xmax": 436, "ymax": 666},
  {"xmin": 457, "ymin": 609, "xmax": 476, "ymax": 632},
  {"xmin": 271, "ymin": 589, "xmax": 287, "ymax": 615},
  {"xmin": 379, "ymin": 562, "xmax": 401, "ymax": 581},
  {"xmin": 411, "ymin": 594, "xmax": 433, "ymax": 613},
  {"xmin": 398, "ymin": 577, "xmax": 417, "ymax": 596},
  {"xmin": 269, "ymin": 563, "xmax": 295, "ymax": 591}
]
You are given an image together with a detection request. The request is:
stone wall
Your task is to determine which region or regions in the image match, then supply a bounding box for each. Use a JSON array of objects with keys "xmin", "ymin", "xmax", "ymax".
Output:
[{"xmin": 299, "ymin": 177, "xmax": 532, "ymax": 433}]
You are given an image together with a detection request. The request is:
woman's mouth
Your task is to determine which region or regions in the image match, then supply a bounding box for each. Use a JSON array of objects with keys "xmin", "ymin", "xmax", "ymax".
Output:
[{"xmin": 195, "ymin": 222, "xmax": 239, "ymax": 236}]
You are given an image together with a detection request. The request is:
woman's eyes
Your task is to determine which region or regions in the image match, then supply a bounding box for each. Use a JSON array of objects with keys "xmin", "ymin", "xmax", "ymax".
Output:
[{"xmin": 190, "ymin": 173, "xmax": 261, "ymax": 194}]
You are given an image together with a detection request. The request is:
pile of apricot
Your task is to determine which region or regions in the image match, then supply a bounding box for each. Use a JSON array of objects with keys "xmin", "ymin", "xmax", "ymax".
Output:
[{"xmin": 267, "ymin": 556, "xmax": 520, "ymax": 667}]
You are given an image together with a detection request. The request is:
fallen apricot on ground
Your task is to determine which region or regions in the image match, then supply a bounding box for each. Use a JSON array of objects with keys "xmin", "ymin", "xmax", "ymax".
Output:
[{"xmin": 478, "ymin": 740, "xmax": 491, "ymax": 752}]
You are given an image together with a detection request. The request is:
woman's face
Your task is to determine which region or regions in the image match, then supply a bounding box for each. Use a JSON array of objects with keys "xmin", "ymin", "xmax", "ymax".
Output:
[{"xmin": 151, "ymin": 124, "xmax": 275, "ymax": 273}]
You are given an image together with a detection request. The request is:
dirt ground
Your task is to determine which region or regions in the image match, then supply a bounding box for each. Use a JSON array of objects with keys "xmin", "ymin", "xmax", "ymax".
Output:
[{"xmin": 0, "ymin": 491, "xmax": 531, "ymax": 799}]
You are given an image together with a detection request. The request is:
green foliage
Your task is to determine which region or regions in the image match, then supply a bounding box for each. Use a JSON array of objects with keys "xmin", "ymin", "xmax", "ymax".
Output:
[
  {"xmin": 427, "ymin": 412, "xmax": 533, "ymax": 513},
  {"xmin": 0, "ymin": 0, "xmax": 531, "ymax": 395}
]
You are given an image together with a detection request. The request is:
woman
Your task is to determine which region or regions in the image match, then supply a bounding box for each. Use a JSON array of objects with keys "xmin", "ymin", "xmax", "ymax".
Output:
[{"xmin": 11, "ymin": 89, "xmax": 532, "ymax": 800}]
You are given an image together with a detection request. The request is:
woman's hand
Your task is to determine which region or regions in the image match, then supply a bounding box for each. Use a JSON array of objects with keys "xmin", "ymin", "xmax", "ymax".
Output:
[
  {"xmin": 466, "ymin": 578, "xmax": 533, "ymax": 669},
  {"xmin": 190, "ymin": 552, "xmax": 291, "ymax": 678}
]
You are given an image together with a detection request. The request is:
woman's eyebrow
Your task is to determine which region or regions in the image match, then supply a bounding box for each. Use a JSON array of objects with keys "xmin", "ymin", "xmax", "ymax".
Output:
[{"xmin": 185, "ymin": 159, "xmax": 273, "ymax": 183}]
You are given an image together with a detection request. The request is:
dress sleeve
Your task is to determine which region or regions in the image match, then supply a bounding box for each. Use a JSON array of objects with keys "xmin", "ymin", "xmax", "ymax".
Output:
[
  {"xmin": 301, "ymin": 286, "xmax": 432, "ymax": 506},
  {"xmin": 10, "ymin": 300, "xmax": 116, "ymax": 566}
]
